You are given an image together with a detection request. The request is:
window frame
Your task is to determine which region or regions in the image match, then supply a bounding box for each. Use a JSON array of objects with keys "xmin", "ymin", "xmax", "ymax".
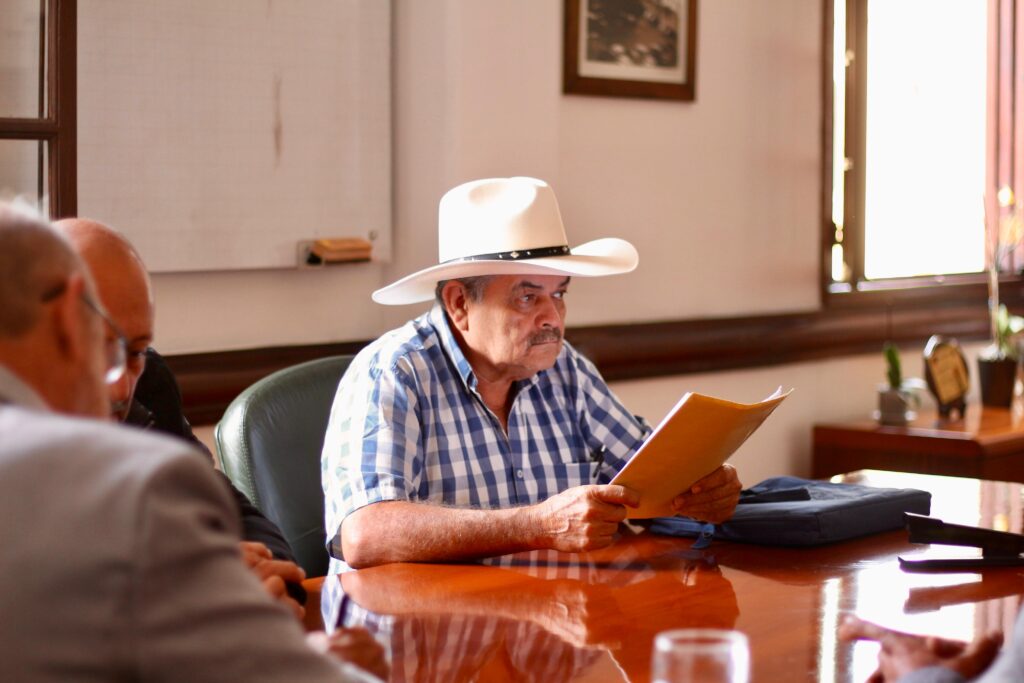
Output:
[
  {"xmin": 0, "ymin": 0, "xmax": 76, "ymax": 219},
  {"xmin": 821, "ymin": 0, "xmax": 1024, "ymax": 313}
]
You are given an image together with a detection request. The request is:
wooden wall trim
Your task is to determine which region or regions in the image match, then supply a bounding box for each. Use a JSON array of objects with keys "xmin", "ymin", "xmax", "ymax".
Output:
[
  {"xmin": 569, "ymin": 303, "xmax": 990, "ymax": 381},
  {"xmin": 167, "ymin": 303, "xmax": 992, "ymax": 425}
]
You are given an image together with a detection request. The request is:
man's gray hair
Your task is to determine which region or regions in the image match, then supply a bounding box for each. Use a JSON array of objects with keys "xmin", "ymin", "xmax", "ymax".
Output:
[
  {"xmin": 0, "ymin": 201, "xmax": 80, "ymax": 338},
  {"xmin": 434, "ymin": 276, "xmax": 494, "ymax": 305}
]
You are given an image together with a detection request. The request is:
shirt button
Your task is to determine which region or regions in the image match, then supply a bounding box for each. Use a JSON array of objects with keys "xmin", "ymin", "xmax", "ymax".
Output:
[{"xmin": 516, "ymin": 469, "xmax": 524, "ymax": 479}]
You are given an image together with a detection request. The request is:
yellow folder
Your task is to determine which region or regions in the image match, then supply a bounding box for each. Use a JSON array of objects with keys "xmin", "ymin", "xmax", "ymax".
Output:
[{"xmin": 612, "ymin": 387, "xmax": 792, "ymax": 519}]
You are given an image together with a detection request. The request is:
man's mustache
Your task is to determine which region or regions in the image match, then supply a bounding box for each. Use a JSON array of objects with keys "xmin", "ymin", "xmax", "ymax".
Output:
[{"xmin": 529, "ymin": 329, "xmax": 563, "ymax": 345}]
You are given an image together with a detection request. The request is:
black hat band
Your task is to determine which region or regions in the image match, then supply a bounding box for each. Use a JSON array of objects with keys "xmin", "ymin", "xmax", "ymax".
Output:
[{"xmin": 446, "ymin": 244, "xmax": 571, "ymax": 264}]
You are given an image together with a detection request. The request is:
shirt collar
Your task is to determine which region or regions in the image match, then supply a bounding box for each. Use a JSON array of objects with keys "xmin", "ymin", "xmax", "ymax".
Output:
[
  {"xmin": 0, "ymin": 365, "xmax": 50, "ymax": 411},
  {"xmin": 428, "ymin": 304, "xmax": 478, "ymax": 391}
]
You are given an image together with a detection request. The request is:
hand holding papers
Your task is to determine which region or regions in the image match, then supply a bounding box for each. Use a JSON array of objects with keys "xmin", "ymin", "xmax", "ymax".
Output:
[{"xmin": 611, "ymin": 387, "xmax": 792, "ymax": 519}]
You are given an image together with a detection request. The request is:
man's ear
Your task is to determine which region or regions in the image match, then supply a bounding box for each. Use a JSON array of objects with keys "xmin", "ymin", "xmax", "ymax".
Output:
[
  {"xmin": 440, "ymin": 281, "xmax": 471, "ymax": 331},
  {"xmin": 51, "ymin": 273, "xmax": 90, "ymax": 363}
]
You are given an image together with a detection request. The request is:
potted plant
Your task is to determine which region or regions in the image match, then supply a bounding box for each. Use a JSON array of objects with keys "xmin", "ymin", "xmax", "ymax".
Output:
[
  {"xmin": 978, "ymin": 304, "xmax": 1024, "ymax": 406},
  {"xmin": 877, "ymin": 342, "xmax": 922, "ymax": 425},
  {"xmin": 979, "ymin": 187, "xmax": 1024, "ymax": 406}
]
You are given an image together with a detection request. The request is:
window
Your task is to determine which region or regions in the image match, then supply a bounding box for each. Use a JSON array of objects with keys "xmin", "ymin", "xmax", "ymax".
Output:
[
  {"xmin": 825, "ymin": 0, "xmax": 1023, "ymax": 307},
  {"xmin": 0, "ymin": 0, "xmax": 75, "ymax": 219}
]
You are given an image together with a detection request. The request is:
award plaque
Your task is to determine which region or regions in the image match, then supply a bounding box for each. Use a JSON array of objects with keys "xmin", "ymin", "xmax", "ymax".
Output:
[{"xmin": 923, "ymin": 335, "xmax": 969, "ymax": 419}]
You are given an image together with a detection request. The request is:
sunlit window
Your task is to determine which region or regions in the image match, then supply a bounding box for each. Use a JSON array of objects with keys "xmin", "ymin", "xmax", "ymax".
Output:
[
  {"xmin": 862, "ymin": 1, "xmax": 987, "ymax": 279},
  {"xmin": 829, "ymin": 0, "xmax": 1006, "ymax": 291}
]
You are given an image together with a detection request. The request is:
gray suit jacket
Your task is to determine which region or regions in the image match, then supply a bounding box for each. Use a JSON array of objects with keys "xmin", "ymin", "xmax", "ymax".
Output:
[{"xmin": 0, "ymin": 386, "xmax": 375, "ymax": 681}]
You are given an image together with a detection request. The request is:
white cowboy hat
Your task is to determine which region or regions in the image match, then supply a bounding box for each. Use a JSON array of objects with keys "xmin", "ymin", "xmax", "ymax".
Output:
[{"xmin": 372, "ymin": 177, "xmax": 639, "ymax": 305}]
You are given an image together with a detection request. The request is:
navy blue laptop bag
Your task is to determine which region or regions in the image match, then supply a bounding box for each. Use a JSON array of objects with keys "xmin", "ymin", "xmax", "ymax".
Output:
[{"xmin": 649, "ymin": 476, "xmax": 932, "ymax": 547}]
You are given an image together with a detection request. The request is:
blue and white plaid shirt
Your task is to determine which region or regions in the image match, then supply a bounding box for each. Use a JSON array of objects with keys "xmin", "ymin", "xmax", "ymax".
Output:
[{"xmin": 321, "ymin": 306, "xmax": 650, "ymax": 573}]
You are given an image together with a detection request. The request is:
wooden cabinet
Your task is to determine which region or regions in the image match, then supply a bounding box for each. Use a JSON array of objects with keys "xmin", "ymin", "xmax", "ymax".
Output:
[{"xmin": 814, "ymin": 408, "xmax": 1024, "ymax": 482}]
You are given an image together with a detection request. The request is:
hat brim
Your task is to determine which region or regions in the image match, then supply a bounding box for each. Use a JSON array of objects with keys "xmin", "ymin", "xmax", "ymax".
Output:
[{"xmin": 372, "ymin": 237, "xmax": 639, "ymax": 305}]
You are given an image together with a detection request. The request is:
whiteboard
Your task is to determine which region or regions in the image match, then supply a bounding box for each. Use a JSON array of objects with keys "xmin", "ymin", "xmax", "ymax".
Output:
[{"xmin": 77, "ymin": 0, "xmax": 391, "ymax": 272}]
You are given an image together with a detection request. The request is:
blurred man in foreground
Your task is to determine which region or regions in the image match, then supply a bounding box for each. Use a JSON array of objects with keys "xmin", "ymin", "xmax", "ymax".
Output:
[{"xmin": 0, "ymin": 201, "xmax": 383, "ymax": 682}]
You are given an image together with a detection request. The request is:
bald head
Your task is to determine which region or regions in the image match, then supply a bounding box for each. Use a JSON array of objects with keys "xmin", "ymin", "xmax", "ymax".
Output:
[
  {"xmin": 55, "ymin": 218, "xmax": 155, "ymax": 420},
  {"xmin": 56, "ymin": 219, "xmax": 153, "ymax": 315}
]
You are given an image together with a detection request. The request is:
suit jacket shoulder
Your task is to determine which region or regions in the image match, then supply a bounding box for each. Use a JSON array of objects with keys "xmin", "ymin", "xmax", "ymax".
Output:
[{"xmin": 0, "ymin": 407, "xmax": 365, "ymax": 682}]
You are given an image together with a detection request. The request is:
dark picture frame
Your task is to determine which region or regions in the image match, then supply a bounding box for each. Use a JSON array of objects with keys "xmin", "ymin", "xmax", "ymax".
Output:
[{"xmin": 563, "ymin": 0, "xmax": 697, "ymax": 101}]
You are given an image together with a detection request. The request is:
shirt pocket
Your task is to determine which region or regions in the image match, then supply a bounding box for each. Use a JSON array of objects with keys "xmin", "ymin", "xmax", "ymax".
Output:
[
  {"xmin": 558, "ymin": 444, "xmax": 606, "ymax": 467},
  {"xmin": 554, "ymin": 459, "xmax": 601, "ymax": 487}
]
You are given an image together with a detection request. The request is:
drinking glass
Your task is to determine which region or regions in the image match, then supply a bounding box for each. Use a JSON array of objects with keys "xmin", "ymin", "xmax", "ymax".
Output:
[{"xmin": 651, "ymin": 628, "xmax": 750, "ymax": 683}]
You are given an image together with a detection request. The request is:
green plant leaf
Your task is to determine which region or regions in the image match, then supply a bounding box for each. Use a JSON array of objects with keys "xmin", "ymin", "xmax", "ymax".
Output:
[{"xmin": 883, "ymin": 342, "xmax": 902, "ymax": 389}]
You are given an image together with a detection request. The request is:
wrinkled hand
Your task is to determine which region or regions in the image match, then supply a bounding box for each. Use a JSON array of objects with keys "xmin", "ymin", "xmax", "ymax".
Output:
[
  {"xmin": 839, "ymin": 616, "xmax": 1002, "ymax": 682},
  {"xmin": 307, "ymin": 628, "xmax": 389, "ymax": 681},
  {"xmin": 671, "ymin": 464, "xmax": 742, "ymax": 523},
  {"xmin": 239, "ymin": 541, "xmax": 306, "ymax": 621},
  {"xmin": 533, "ymin": 484, "xmax": 639, "ymax": 552}
]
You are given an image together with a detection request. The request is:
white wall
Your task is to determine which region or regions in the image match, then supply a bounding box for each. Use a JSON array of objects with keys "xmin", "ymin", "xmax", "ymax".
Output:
[
  {"xmin": 383, "ymin": 0, "xmax": 822, "ymax": 332},
  {"xmin": 109, "ymin": 0, "xmax": 823, "ymax": 351},
  {"xmin": 77, "ymin": 0, "xmax": 934, "ymax": 478}
]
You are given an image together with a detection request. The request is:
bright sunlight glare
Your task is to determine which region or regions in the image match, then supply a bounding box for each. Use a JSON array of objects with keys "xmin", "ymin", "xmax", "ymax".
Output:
[{"xmin": 863, "ymin": 0, "xmax": 987, "ymax": 280}]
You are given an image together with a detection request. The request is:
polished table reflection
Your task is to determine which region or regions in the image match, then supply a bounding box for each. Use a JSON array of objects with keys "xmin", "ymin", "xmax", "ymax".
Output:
[{"xmin": 302, "ymin": 471, "xmax": 1024, "ymax": 682}]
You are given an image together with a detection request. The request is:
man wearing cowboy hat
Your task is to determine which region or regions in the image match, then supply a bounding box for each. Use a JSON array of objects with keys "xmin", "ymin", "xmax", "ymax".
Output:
[{"xmin": 322, "ymin": 177, "xmax": 742, "ymax": 570}]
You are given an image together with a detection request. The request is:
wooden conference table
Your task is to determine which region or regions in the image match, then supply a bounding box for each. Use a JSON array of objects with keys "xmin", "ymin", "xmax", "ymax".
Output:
[{"xmin": 302, "ymin": 471, "xmax": 1024, "ymax": 683}]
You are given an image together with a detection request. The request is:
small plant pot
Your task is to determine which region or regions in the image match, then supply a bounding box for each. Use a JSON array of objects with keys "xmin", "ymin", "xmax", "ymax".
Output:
[
  {"xmin": 978, "ymin": 357, "xmax": 1017, "ymax": 407},
  {"xmin": 876, "ymin": 387, "xmax": 916, "ymax": 426}
]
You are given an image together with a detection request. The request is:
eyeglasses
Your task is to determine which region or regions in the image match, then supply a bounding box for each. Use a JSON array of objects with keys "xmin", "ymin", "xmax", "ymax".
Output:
[
  {"xmin": 42, "ymin": 279, "xmax": 128, "ymax": 385},
  {"xmin": 80, "ymin": 295, "xmax": 128, "ymax": 386}
]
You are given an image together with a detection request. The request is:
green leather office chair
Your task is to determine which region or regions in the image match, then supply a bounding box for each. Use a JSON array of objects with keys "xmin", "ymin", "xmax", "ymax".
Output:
[{"xmin": 215, "ymin": 355, "xmax": 354, "ymax": 577}]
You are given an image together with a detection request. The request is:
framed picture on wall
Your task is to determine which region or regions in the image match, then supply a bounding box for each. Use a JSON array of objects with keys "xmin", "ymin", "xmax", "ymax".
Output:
[{"xmin": 563, "ymin": 0, "xmax": 697, "ymax": 101}]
